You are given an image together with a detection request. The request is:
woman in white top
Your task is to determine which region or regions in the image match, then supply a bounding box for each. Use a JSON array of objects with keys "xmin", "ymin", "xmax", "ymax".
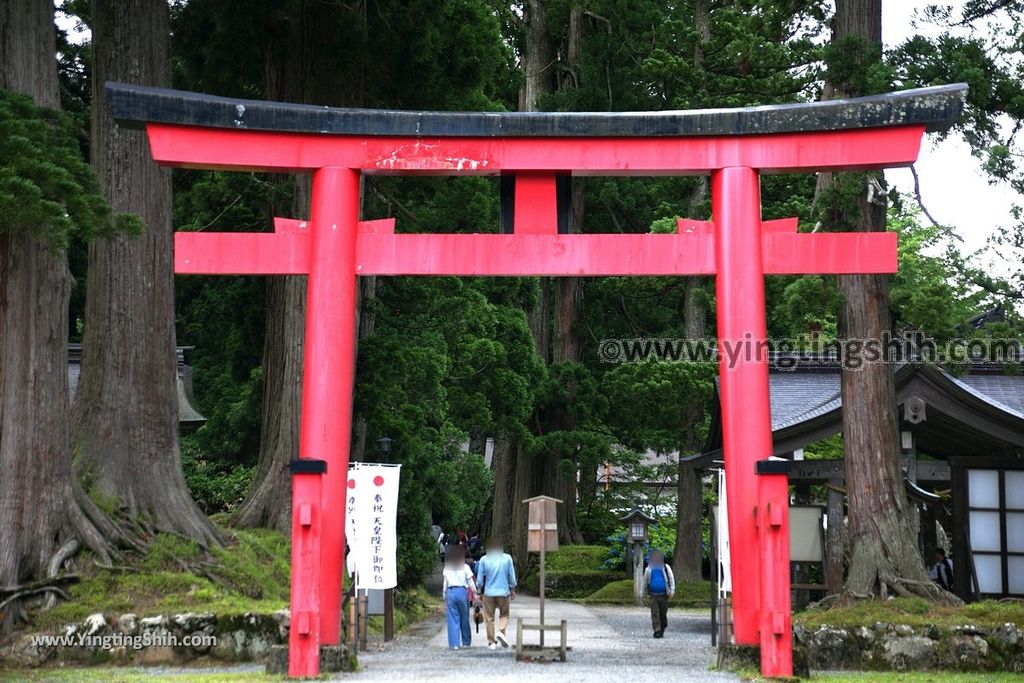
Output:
[{"xmin": 442, "ymin": 544, "xmax": 477, "ymax": 649}]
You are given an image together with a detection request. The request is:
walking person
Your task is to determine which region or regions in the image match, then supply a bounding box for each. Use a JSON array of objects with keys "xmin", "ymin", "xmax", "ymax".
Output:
[
  {"xmin": 442, "ymin": 545, "xmax": 477, "ymax": 650},
  {"xmin": 475, "ymin": 536, "xmax": 517, "ymax": 649},
  {"xmin": 644, "ymin": 549, "xmax": 675, "ymax": 638}
]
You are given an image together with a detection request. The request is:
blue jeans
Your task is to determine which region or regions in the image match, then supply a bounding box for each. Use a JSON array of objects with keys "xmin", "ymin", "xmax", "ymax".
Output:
[{"xmin": 445, "ymin": 587, "xmax": 471, "ymax": 648}]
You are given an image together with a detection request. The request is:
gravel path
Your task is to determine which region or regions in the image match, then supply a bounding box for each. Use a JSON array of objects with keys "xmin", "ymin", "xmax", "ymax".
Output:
[{"xmin": 342, "ymin": 594, "xmax": 739, "ymax": 682}]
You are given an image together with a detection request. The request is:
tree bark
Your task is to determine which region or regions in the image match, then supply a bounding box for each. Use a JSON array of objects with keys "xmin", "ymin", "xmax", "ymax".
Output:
[
  {"xmin": 72, "ymin": 0, "xmax": 221, "ymax": 547},
  {"xmin": 827, "ymin": 0, "xmax": 956, "ymax": 604},
  {"xmin": 673, "ymin": 273, "xmax": 707, "ymax": 582},
  {"xmin": 232, "ymin": 249, "xmax": 305, "ymax": 533},
  {"xmin": 234, "ymin": 1, "xmax": 363, "ymax": 532},
  {"xmin": 0, "ymin": 0, "xmax": 131, "ymax": 632}
]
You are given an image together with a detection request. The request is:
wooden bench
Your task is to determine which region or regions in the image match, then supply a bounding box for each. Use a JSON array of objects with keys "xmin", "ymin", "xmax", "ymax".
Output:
[{"xmin": 515, "ymin": 618, "xmax": 567, "ymax": 662}]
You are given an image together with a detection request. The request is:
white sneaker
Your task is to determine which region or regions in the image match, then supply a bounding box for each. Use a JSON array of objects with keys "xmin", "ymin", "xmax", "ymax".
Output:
[
  {"xmin": 496, "ymin": 631, "xmax": 509, "ymax": 647},
  {"xmin": 489, "ymin": 642, "xmax": 497, "ymax": 650},
  {"xmin": 453, "ymin": 646, "xmax": 459, "ymax": 650}
]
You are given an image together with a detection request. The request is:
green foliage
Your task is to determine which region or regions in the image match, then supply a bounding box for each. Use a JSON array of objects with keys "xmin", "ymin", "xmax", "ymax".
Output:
[
  {"xmin": 519, "ymin": 545, "xmax": 618, "ymax": 598},
  {"xmin": 600, "ymin": 514, "xmax": 680, "ymax": 572},
  {"xmin": 520, "ymin": 569, "xmax": 624, "ymax": 599},
  {"xmin": 180, "ymin": 435, "xmax": 254, "ymax": 514},
  {"xmin": 0, "ymin": 88, "xmax": 138, "ymax": 250},
  {"xmin": 539, "ymin": 545, "xmax": 609, "ymax": 572},
  {"xmin": 601, "ymin": 360, "xmax": 715, "ymax": 453},
  {"xmin": 822, "ymin": 35, "xmax": 892, "ymax": 96}
]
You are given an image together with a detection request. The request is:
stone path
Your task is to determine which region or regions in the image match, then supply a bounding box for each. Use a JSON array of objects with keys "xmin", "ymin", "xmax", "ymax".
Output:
[{"xmin": 340, "ymin": 594, "xmax": 739, "ymax": 683}]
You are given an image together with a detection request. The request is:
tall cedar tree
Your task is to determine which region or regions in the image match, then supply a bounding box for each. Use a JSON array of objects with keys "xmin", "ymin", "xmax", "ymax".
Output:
[
  {"xmin": 72, "ymin": 0, "xmax": 221, "ymax": 546},
  {"xmin": 234, "ymin": 0, "xmax": 362, "ymax": 533},
  {"xmin": 0, "ymin": 0, "xmax": 133, "ymax": 632},
  {"xmin": 823, "ymin": 0, "xmax": 958, "ymax": 604}
]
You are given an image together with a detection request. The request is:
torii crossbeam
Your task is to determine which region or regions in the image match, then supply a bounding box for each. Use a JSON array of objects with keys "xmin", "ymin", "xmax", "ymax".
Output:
[{"xmin": 108, "ymin": 81, "xmax": 966, "ymax": 678}]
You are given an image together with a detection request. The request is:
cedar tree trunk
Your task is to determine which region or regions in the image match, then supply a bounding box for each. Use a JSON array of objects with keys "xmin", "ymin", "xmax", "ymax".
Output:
[
  {"xmin": 827, "ymin": 0, "xmax": 956, "ymax": 603},
  {"xmin": 0, "ymin": 0, "xmax": 130, "ymax": 632},
  {"xmin": 234, "ymin": 1, "xmax": 363, "ymax": 532},
  {"xmin": 72, "ymin": 0, "xmax": 221, "ymax": 546}
]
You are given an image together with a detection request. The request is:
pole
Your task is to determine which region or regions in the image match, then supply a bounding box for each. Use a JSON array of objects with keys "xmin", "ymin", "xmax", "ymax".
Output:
[
  {"xmin": 633, "ymin": 542, "xmax": 644, "ymax": 606},
  {"xmin": 384, "ymin": 588, "xmax": 395, "ymax": 641},
  {"xmin": 539, "ymin": 502, "xmax": 546, "ymax": 649},
  {"xmin": 360, "ymin": 591, "xmax": 369, "ymax": 652},
  {"xmin": 300, "ymin": 166, "xmax": 361, "ymax": 646},
  {"xmin": 712, "ymin": 166, "xmax": 771, "ymax": 647}
]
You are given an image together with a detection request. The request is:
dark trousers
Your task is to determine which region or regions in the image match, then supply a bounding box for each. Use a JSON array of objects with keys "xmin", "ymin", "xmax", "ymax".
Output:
[{"xmin": 650, "ymin": 593, "xmax": 669, "ymax": 632}]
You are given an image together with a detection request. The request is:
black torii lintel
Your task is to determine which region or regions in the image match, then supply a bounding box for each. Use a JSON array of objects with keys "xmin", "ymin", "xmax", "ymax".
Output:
[{"xmin": 105, "ymin": 82, "xmax": 967, "ymax": 138}]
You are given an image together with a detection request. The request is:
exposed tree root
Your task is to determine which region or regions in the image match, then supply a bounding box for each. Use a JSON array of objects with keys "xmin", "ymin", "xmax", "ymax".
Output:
[
  {"xmin": 0, "ymin": 575, "xmax": 80, "ymax": 613},
  {"xmin": 43, "ymin": 539, "xmax": 80, "ymax": 610}
]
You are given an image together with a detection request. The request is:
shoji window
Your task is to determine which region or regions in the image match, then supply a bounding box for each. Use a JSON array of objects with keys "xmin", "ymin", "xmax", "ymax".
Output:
[{"xmin": 968, "ymin": 468, "xmax": 1024, "ymax": 596}]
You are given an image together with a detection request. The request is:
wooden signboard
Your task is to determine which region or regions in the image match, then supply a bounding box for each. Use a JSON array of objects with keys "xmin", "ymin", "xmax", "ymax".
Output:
[{"xmin": 527, "ymin": 497, "xmax": 559, "ymax": 553}]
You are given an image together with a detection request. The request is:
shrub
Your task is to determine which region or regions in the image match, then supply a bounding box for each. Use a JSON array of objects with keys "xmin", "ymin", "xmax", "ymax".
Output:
[
  {"xmin": 583, "ymin": 578, "xmax": 713, "ymax": 607},
  {"xmin": 520, "ymin": 569, "xmax": 625, "ymax": 599}
]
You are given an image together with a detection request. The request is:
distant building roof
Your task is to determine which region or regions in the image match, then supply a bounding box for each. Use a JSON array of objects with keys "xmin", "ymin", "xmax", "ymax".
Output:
[
  {"xmin": 68, "ymin": 344, "xmax": 205, "ymax": 431},
  {"xmin": 702, "ymin": 360, "xmax": 1024, "ymax": 461}
]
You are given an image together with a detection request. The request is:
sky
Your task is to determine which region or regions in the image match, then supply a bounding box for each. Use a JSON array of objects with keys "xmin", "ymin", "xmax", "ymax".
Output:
[{"xmin": 882, "ymin": 1, "xmax": 1018, "ymax": 273}]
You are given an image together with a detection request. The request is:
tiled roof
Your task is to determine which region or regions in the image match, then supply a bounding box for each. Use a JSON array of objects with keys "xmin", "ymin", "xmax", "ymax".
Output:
[
  {"xmin": 952, "ymin": 374, "xmax": 1024, "ymax": 419},
  {"xmin": 768, "ymin": 372, "xmax": 842, "ymax": 430},
  {"xmin": 67, "ymin": 344, "xmax": 205, "ymax": 427}
]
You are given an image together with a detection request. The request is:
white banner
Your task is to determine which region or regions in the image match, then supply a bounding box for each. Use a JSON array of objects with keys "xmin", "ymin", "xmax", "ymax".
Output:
[
  {"xmin": 345, "ymin": 465, "xmax": 370, "ymax": 577},
  {"xmin": 345, "ymin": 463, "xmax": 401, "ymax": 589},
  {"xmin": 717, "ymin": 469, "xmax": 731, "ymax": 595}
]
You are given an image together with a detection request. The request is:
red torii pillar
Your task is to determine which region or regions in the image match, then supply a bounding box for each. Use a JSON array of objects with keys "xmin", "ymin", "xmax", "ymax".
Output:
[{"xmin": 108, "ymin": 81, "xmax": 964, "ymax": 677}]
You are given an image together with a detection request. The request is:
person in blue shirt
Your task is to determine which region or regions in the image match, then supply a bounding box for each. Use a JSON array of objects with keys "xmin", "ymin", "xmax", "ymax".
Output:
[
  {"xmin": 643, "ymin": 549, "xmax": 675, "ymax": 638},
  {"xmin": 474, "ymin": 536, "xmax": 517, "ymax": 649}
]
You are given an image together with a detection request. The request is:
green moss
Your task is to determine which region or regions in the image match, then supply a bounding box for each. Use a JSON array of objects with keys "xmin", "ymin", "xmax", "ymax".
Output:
[
  {"xmin": 794, "ymin": 598, "xmax": 1024, "ymax": 631},
  {"xmin": 140, "ymin": 534, "xmax": 202, "ymax": 572},
  {"xmin": 28, "ymin": 527, "xmax": 290, "ymax": 632},
  {"xmin": 581, "ymin": 578, "xmax": 712, "ymax": 607},
  {"xmin": 809, "ymin": 673, "xmax": 1024, "ymax": 683}
]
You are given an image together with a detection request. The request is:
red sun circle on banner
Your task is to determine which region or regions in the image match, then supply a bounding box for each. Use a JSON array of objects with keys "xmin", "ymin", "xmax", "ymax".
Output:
[
  {"xmin": 373, "ymin": 475, "xmax": 384, "ymax": 486},
  {"xmin": 347, "ymin": 479, "xmax": 356, "ymax": 489}
]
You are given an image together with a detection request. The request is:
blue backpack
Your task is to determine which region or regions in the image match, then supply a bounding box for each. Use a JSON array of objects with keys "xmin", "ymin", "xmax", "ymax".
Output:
[{"xmin": 649, "ymin": 566, "xmax": 667, "ymax": 594}]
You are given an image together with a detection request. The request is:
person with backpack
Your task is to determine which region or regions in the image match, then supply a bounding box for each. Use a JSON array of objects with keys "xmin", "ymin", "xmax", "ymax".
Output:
[{"xmin": 643, "ymin": 549, "xmax": 675, "ymax": 638}]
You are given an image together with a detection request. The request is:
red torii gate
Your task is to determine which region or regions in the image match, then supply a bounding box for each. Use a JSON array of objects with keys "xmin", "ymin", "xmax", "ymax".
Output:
[{"xmin": 108, "ymin": 82, "xmax": 965, "ymax": 678}]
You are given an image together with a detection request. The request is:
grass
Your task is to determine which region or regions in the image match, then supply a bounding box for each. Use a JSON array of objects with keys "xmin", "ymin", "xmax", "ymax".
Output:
[
  {"xmin": 810, "ymin": 674, "xmax": 1024, "ymax": 683},
  {"xmin": 2, "ymin": 668, "xmax": 284, "ymax": 682},
  {"xmin": 732, "ymin": 670, "xmax": 1024, "ymax": 683},
  {"xmin": 582, "ymin": 578, "xmax": 712, "ymax": 607},
  {"xmin": 28, "ymin": 527, "xmax": 291, "ymax": 632},
  {"xmin": 366, "ymin": 586, "xmax": 441, "ymax": 634},
  {"xmin": 794, "ymin": 596, "xmax": 1024, "ymax": 631}
]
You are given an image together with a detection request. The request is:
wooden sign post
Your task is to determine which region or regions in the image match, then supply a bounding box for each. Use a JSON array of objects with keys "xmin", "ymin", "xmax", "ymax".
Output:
[{"xmin": 520, "ymin": 495, "xmax": 567, "ymax": 661}]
